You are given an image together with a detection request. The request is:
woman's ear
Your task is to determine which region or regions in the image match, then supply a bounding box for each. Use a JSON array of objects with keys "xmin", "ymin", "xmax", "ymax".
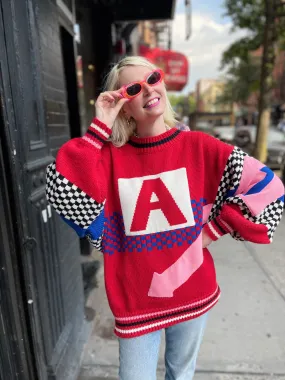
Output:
[{"xmin": 121, "ymin": 105, "xmax": 130, "ymax": 119}]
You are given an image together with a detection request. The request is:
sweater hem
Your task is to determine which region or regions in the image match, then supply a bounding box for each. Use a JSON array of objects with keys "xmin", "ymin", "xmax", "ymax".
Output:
[{"xmin": 114, "ymin": 286, "xmax": 220, "ymax": 338}]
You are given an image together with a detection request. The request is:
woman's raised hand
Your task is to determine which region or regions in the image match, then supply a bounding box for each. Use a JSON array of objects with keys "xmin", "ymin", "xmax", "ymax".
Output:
[{"xmin": 95, "ymin": 90, "xmax": 129, "ymax": 129}]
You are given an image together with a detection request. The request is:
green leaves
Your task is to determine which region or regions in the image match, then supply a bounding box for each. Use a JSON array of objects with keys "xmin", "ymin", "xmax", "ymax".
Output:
[
  {"xmin": 222, "ymin": 0, "xmax": 285, "ymax": 67},
  {"xmin": 168, "ymin": 94, "xmax": 196, "ymax": 114},
  {"xmin": 220, "ymin": 0, "xmax": 285, "ymax": 107},
  {"xmin": 217, "ymin": 57, "xmax": 261, "ymax": 105},
  {"xmin": 223, "ymin": 0, "xmax": 265, "ymax": 32},
  {"xmin": 221, "ymin": 36, "xmax": 262, "ymax": 68}
]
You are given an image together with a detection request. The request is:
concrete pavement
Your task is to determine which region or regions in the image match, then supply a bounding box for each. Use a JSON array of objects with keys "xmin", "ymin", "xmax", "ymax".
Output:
[{"xmin": 78, "ymin": 216, "xmax": 285, "ymax": 380}]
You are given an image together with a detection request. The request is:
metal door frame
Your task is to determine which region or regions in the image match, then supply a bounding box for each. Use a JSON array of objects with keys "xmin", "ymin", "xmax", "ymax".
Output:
[
  {"xmin": 0, "ymin": 0, "xmax": 53, "ymax": 377},
  {"xmin": 0, "ymin": 2, "xmax": 38, "ymax": 379},
  {"xmin": 0, "ymin": 119, "xmax": 37, "ymax": 380}
]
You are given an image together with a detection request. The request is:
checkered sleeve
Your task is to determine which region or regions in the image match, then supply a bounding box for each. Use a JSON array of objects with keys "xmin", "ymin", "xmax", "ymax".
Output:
[
  {"xmin": 204, "ymin": 145, "xmax": 284, "ymax": 244},
  {"xmin": 46, "ymin": 118, "xmax": 112, "ymax": 251}
]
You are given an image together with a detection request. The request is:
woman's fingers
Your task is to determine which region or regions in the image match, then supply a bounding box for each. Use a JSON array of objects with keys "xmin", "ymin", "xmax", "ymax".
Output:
[
  {"xmin": 101, "ymin": 91, "xmax": 123, "ymax": 98},
  {"xmin": 100, "ymin": 92, "xmax": 115, "ymax": 102},
  {"xmin": 95, "ymin": 90, "xmax": 128, "ymax": 129},
  {"xmin": 109, "ymin": 90, "xmax": 124, "ymax": 98},
  {"xmin": 99, "ymin": 91, "xmax": 124, "ymax": 104},
  {"xmin": 114, "ymin": 97, "xmax": 129, "ymax": 112}
]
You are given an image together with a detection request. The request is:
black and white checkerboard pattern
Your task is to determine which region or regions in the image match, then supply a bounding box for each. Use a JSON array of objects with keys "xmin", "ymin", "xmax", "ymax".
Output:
[
  {"xmin": 206, "ymin": 147, "xmax": 284, "ymax": 242},
  {"xmin": 86, "ymin": 234, "xmax": 103, "ymax": 251},
  {"xmin": 230, "ymin": 231, "xmax": 245, "ymax": 241},
  {"xmin": 254, "ymin": 199, "xmax": 284, "ymax": 242},
  {"xmin": 225, "ymin": 196, "xmax": 255, "ymax": 221},
  {"xmin": 208, "ymin": 147, "xmax": 246, "ymax": 221},
  {"xmin": 46, "ymin": 162, "xmax": 104, "ymax": 229},
  {"xmin": 223, "ymin": 195, "xmax": 284, "ymax": 242}
]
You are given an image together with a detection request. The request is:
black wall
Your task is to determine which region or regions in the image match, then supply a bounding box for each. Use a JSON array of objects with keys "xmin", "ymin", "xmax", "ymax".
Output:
[
  {"xmin": 0, "ymin": 0, "xmax": 89, "ymax": 378},
  {"xmin": 91, "ymin": 3, "xmax": 114, "ymax": 96},
  {"xmin": 36, "ymin": 1, "xmax": 87, "ymax": 377},
  {"xmin": 0, "ymin": 0, "xmax": 116, "ymax": 378}
]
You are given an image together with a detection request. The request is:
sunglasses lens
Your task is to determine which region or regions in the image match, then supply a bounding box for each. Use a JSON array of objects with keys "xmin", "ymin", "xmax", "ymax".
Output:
[
  {"xmin": 126, "ymin": 83, "xmax": 142, "ymax": 97},
  {"xmin": 147, "ymin": 70, "xmax": 161, "ymax": 85}
]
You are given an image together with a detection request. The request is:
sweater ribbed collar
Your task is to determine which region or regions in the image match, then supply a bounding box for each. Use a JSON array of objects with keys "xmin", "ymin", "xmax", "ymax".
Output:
[{"xmin": 128, "ymin": 128, "xmax": 181, "ymax": 151}]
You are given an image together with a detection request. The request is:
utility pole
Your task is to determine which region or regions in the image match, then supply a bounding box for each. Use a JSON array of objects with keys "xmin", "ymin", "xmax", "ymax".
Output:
[
  {"xmin": 168, "ymin": 21, "xmax": 172, "ymax": 50},
  {"xmin": 230, "ymin": 102, "xmax": 236, "ymax": 126},
  {"xmin": 254, "ymin": 0, "xmax": 285, "ymax": 161},
  {"xmin": 185, "ymin": 0, "xmax": 192, "ymax": 40}
]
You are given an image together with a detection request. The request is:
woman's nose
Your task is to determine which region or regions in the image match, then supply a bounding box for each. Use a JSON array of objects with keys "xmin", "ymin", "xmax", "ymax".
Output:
[{"xmin": 142, "ymin": 82, "xmax": 153, "ymax": 95}]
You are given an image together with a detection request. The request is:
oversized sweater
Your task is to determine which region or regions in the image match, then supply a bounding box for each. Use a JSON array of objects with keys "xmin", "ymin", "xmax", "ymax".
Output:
[{"xmin": 46, "ymin": 118, "xmax": 284, "ymax": 338}]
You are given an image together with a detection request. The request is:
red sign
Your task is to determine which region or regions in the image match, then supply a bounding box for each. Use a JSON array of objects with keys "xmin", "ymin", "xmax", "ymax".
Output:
[
  {"xmin": 139, "ymin": 46, "xmax": 189, "ymax": 91},
  {"xmin": 76, "ymin": 56, "xmax": 83, "ymax": 89}
]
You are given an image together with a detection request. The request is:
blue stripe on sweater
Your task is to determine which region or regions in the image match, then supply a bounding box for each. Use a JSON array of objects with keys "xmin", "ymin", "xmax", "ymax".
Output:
[
  {"xmin": 61, "ymin": 216, "xmax": 86, "ymax": 237},
  {"xmin": 87, "ymin": 209, "xmax": 105, "ymax": 240},
  {"xmin": 61, "ymin": 208, "xmax": 105, "ymax": 239},
  {"xmin": 225, "ymin": 186, "xmax": 239, "ymax": 198},
  {"xmin": 245, "ymin": 167, "xmax": 274, "ymax": 195}
]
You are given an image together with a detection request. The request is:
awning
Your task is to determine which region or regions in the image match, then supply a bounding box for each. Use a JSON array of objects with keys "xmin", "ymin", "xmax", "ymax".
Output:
[
  {"xmin": 93, "ymin": 0, "xmax": 176, "ymax": 21},
  {"xmin": 139, "ymin": 46, "xmax": 189, "ymax": 92}
]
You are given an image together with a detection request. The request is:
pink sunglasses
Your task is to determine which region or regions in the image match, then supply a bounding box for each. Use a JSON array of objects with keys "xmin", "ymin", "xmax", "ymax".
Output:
[{"xmin": 120, "ymin": 69, "xmax": 164, "ymax": 99}]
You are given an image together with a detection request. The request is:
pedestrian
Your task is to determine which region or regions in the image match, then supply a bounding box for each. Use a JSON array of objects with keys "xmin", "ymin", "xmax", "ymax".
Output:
[
  {"xmin": 46, "ymin": 56, "xmax": 284, "ymax": 380},
  {"xmin": 175, "ymin": 121, "xmax": 190, "ymax": 131}
]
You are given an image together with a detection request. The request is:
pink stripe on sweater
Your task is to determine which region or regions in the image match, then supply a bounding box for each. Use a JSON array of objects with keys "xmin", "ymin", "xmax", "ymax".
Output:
[
  {"xmin": 203, "ymin": 204, "xmax": 213, "ymax": 223},
  {"xmin": 82, "ymin": 135, "xmax": 102, "ymax": 150},
  {"xmin": 236, "ymin": 156, "xmax": 265, "ymax": 194},
  {"xmin": 236, "ymin": 156, "xmax": 284, "ymax": 216},
  {"xmin": 239, "ymin": 181, "xmax": 282, "ymax": 216}
]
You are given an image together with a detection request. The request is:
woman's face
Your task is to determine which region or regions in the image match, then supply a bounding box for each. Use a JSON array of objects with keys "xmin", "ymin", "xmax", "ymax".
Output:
[{"xmin": 119, "ymin": 65, "xmax": 166, "ymax": 124}]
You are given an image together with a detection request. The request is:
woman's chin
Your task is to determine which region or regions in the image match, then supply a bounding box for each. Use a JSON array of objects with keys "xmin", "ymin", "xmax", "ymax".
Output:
[{"xmin": 144, "ymin": 107, "xmax": 165, "ymax": 118}]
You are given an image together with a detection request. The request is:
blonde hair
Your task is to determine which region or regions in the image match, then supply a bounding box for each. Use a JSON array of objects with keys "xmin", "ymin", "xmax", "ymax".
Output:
[{"xmin": 104, "ymin": 56, "xmax": 177, "ymax": 147}]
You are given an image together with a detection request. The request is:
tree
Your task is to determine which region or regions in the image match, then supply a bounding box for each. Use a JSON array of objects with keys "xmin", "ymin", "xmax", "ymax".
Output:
[
  {"xmin": 218, "ymin": 57, "xmax": 261, "ymax": 105},
  {"xmin": 222, "ymin": 0, "xmax": 285, "ymax": 162},
  {"xmin": 217, "ymin": 57, "xmax": 261, "ymax": 125},
  {"xmin": 168, "ymin": 94, "xmax": 186, "ymax": 109},
  {"xmin": 168, "ymin": 94, "xmax": 196, "ymax": 116},
  {"xmin": 188, "ymin": 93, "xmax": 196, "ymax": 113}
]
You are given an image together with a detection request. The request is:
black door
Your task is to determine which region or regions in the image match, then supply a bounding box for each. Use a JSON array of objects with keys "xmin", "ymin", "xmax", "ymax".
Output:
[
  {"xmin": 59, "ymin": 25, "xmax": 91, "ymax": 257},
  {"xmin": 0, "ymin": 0, "xmax": 86, "ymax": 379},
  {"xmin": 0, "ymin": 84, "xmax": 36, "ymax": 380}
]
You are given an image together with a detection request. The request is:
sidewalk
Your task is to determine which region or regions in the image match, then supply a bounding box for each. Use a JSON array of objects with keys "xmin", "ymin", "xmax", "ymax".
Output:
[{"xmin": 78, "ymin": 217, "xmax": 285, "ymax": 380}]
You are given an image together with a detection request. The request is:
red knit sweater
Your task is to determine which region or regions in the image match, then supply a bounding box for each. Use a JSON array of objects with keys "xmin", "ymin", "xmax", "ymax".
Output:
[{"xmin": 46, "ymin": 118, "xmax": 284, "ymax": 338}]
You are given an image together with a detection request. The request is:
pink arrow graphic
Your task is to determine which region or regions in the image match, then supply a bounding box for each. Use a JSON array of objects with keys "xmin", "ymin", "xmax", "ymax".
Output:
[
  {"xmin": 203, "ymin": 203, "xmax": 213, "ymax": 223},
  {"xmin": 148, "ymin": 234, "xmax": 203, "ymax": 298}
]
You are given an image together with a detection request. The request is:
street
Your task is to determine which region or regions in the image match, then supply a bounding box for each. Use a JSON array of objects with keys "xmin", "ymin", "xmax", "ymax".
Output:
[{"xmin": 78, "ymin": 215, "xmax": 285, "ymax": 380}]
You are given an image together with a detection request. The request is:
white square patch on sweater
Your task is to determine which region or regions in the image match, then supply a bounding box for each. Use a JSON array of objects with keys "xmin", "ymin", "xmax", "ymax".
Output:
[{"xmin": 118, "ymin": 168, "xmax": 195, "ymax": 236}]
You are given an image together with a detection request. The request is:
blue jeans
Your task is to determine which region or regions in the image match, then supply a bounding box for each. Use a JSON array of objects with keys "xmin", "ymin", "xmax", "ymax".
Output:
[{"xmin": 119, "ymin": 313, "xmax": 208, "ymax": 380}]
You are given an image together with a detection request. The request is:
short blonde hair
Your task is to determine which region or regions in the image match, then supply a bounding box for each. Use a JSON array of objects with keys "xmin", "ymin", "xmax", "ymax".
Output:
[{"xmin": 104, "ymin": 56, "xmax": 177, "ymax": 147}]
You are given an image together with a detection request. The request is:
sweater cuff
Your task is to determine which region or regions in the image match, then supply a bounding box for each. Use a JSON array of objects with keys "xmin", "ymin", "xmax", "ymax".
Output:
[
  {"xmin": 82, "ymin": 118, "xmax": 112, "ymax": 149},
  {"xmin": 204, "ymin": 216, "xmax": 232, "ymax": 242}
]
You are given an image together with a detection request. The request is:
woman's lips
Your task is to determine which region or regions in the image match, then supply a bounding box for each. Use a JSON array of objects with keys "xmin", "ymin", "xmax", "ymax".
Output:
[{"xmin": 144, "ymin": 98, "xmax": 160, "ymax": 109}]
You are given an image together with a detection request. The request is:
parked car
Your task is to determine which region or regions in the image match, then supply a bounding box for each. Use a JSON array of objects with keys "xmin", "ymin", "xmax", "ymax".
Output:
[
  {"xmin": 277, "ymin": 120, "xmax": 285, "ymax": 132},
  {"xmin": 195, "ymin": 122, "xmax": 217, "ymax": 136},
  {"xmin": 213, "ymin": 125, "xmax": 285, "ymax": 170},
  {"xmin": 213, "ymin": 125, "xmax": 235, "ymax": 143}
]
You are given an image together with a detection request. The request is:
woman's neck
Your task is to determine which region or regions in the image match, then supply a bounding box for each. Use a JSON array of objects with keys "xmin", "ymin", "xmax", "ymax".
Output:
[{"xmin": 135, "ymin": 116, "xmax": 167, "ymax": 138}]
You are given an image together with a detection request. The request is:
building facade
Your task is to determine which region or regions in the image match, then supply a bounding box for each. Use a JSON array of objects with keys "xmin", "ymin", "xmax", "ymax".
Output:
[{"xmin": 0, "ymin": 0, "xmax": 176, "ymax": 379}]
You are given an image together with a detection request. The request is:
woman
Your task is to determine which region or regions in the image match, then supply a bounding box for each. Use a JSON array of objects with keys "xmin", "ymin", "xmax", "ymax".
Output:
[{"xmin": 46, "ymin": 56, "xmax": 284, "ymax": 380}]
